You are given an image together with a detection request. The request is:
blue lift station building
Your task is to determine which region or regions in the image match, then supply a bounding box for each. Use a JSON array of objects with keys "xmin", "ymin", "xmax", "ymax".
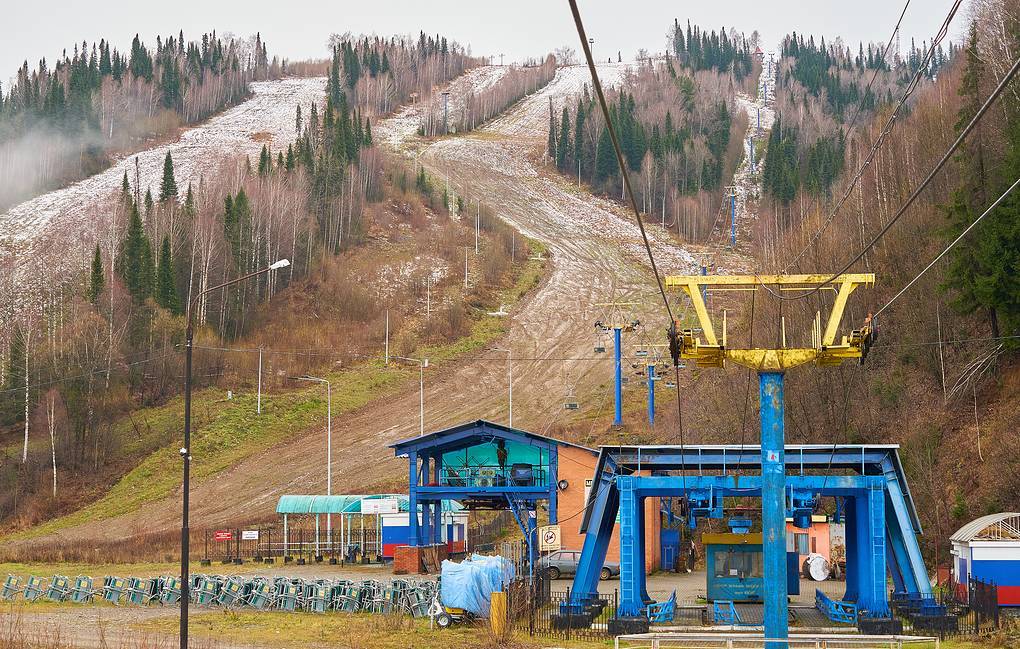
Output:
[{"xmin": 565, "ymin": 443, "xmax": 932, "ymax": 632}]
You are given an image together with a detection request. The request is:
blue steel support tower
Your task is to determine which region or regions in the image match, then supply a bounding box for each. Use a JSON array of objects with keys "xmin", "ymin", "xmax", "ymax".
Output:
[
  {"xmin": 647, "ymin": 364, "xmax": 655, "ymax": 426},
  {"xmin": 613, "ymin": 327, "xmax": 623, "ymax": 426},
  {"xmin": 759, "ymin": 371, "xmax": 788, "ymax": 646}
]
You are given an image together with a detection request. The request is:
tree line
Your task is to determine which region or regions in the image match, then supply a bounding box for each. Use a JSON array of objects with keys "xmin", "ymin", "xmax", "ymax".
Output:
[
  {"xmin": 548, "ymin": 25, "xmax": 747, "ymax": 241},
  {"xmin": 0, "ymin": 31, "xmax": 276, "ymax": 211}
]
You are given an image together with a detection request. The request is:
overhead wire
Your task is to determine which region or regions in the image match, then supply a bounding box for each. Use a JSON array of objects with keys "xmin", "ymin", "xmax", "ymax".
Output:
[
  {"xmin": 873, "ymin": 176, "xmax": 1020, "ymax": 318},
  {"xmin": 765, "ymin": 45, "xmax": 1020, "ymax": 302},
  {"xmin": 782, "ymin": 0, "xmax": 955, "ymax": 273}
]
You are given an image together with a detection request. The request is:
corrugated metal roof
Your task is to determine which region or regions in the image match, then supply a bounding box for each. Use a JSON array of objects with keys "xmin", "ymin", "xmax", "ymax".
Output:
[
  {"xmin": 390, "ymin": 419, "xmax": 595, "ymax": 454},
  {"xmin": 950, "ymin": 512, "xmax": 1020, "ymax": 543},
  {"xmin": 276, "ymin": 494, "xmax": 463, "ymax": 515}
]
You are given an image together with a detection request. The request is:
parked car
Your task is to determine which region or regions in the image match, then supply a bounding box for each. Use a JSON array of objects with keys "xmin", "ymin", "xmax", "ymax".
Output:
[{"xmin": 537, "ymin": 550, "xmax": 620, "ymax": 580}]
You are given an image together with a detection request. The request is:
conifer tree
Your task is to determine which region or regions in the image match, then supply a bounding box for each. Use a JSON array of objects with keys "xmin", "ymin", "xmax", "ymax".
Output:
[
  {"xmin": 117, "ymin": 203, "xmax": 154, "ymax": 302},
  {"xmin": 88, "ymin": 244, "xmax": 104, "ymax": 305},
  {"xmin": 144, "ymin": 188, "xmax": 154, "ymax": 217},
  {"xmin": 159, "ymin": 151, "xmax": 178, "ymax": 202},
  {"xmin": 285, "ymin": 144, "xmax": 295, "ymax": 171},
  {"xmin": 594, "ymin": 126, "xmax": 616, "ymax": 184},
  {"xmin": 556, "ymin": 107, "xmax": 571, "ymax": 171},
  {"xmin": 155, "ymin": 236, "xmax": 180, "ymax": 313},
  {"xmin": 258, "ymin": 145, "xmax": 271, "ymax": 175}
]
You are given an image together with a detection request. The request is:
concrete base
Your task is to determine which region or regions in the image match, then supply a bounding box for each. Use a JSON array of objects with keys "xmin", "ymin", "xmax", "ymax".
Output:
[
  {"xmin": 608, "ymin": 617, "xmax": 650, "ymax": 635},
  {"xmin": 910, "ymin": 614, "xmax": 959, "ymax": 632},
  {"xmin": 551, "ymin": 612, "xmax": 594, "ymax": 630},
  {"xmin": 858, "ymin": 617, "xmax": 903, "ymax": 635}
]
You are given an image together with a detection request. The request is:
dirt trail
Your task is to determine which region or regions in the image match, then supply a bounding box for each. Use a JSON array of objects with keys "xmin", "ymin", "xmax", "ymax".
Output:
[{"xmin": 31, "ymin": 63, "xmax": 733, "ymax": 542}]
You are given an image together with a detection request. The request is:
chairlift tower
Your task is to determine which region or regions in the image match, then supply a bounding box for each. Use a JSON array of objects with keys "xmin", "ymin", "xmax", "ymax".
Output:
[
  {"xmin": 594, "ymin": 302, "xmax": 641, "ymax": 427},
  {"xmin": 664, "ymin": 273, "xmax": 876, "ymax": 646}
]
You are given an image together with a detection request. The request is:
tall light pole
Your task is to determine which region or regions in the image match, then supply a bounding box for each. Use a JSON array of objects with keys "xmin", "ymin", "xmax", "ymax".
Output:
[
  {"xmin": 393, "ymin": 356, "xmax": 428, "ymax": 436},
  {"xmin": 588, "ymin": 38, "xmax": 595, "ymax": 64},
  {"xmin": 491, "ymin": 347, "xmax": 513, "ymax": 428},
  {"xmin": 180, "ymin": 258, "xmax": 289, "ymax": 649},
  {"xmin": 291, "ymin": 375, "xmax": 332, "ymax": 542}
]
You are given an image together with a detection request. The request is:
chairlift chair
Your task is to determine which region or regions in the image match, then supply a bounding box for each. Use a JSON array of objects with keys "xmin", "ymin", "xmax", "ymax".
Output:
[{"xmin": 22, "ymin": 576, "xmax": 45, "ymax": 602}]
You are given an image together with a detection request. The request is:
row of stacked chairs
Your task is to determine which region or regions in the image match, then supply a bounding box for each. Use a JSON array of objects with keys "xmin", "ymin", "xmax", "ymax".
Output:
[{"xmin": 1, "ymin": 574, "xmax": 437, "ymax": 616}]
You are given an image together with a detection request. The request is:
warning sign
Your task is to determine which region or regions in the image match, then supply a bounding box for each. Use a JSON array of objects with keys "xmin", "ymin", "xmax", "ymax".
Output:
[
  {"xmin": 213, "ymin": 530, "xmax": 233, "ymax": 542},
  {"xmin": 539, "ymin": 525, "xmax": 561, "ymax": 552},
  {"xmin": 241, "ymin": 530, "xmax": 259, "ymax": 541}
]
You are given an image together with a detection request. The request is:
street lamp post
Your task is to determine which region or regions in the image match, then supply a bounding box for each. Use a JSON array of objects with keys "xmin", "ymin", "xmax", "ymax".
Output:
[
  {"xmin": 491, "ymin": 347, "xmax": 513, "ymax": 428},
  {"xmin": 179, "ymin": 258, "xmax": 288, "ymax": 649},
  {"xmin": 393, "ymin": 356, "xmax": 428, "ymax": 436},
  {"xmin": 291, "ymin": 375, "xmax": 332, "ymax": 546}
]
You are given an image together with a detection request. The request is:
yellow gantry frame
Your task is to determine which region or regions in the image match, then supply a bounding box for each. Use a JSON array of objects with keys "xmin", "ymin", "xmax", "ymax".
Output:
[{"xmin": 663, "ymin": 274, "xmax": 875, "ymax": 371}]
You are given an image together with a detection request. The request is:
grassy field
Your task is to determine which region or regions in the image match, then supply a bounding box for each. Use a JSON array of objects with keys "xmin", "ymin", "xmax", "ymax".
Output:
[
  {"xmin": 5, "ymin": 246, "xmax": 547, "ymax": 544},
  {"xmin": 135, "ymin": 610, "xmax": 610, "ymax": 649}
]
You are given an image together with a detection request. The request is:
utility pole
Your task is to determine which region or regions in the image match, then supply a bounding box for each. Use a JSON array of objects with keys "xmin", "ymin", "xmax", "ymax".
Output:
[
  {"xmin": 257, "ymin": 348, "xmax": 263, "ymax": 414},
  {"xmin": 589, "ymin": 38, "xmax": 595, "ymax": 64},
  {"xmin": 394, "ymin": 357, "xmax": 428, "ymax": 435},
  {"xmin": 291, "ymin": 375, "xmax": 332, "ymax": 540},
  {"xmin": 499, "ymin": 53, "xmax": 504, "ymax": 66},
  {"xmin": 426, "ymin": 276, "xmax": 431, "ymax": 318},
  {"xmin": 464, "ymin": 248, "xmax": 469, "ymax": 289},
  {"xmin": 180, "ymin": 259, "xmax": 290, "ymax": 649},
  {"xmin": 441, "ymin": 91, "xmax": 450, "ymax": 134},
  {"xmin": 727, "ymin": 185, "xmax": 737, "ymax": 248},
  {"xmin": 475, "ymin": 199, "xmax": 480, "ymax": 254},
  {"xmin": 385, "ymin": 310, "xmax": 389, "ymax": 365}
]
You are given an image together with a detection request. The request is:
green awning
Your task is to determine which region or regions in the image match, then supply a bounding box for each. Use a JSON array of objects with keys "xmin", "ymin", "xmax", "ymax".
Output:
[{"xmin": 276, "ymin": 494, "xmax": 463, "ymax": 515}]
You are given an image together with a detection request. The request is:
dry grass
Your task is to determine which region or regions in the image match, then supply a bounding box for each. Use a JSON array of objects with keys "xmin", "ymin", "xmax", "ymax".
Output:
[{"xmin": 135, "ymin": 610, "xmax": 608, "ymax": 649}]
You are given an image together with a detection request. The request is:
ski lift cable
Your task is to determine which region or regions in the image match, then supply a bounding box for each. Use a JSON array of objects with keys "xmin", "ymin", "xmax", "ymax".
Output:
[
  {"xmin": 566, "ymin": 0, "xmax": 674, "ymax": 325},
  {"xmin": 782, "ymin": 0, "xmax": 958, "ymax": 274},
  {"xmin": 766, "ymin": 42, "xmax": 1020, "ymax": 302}
]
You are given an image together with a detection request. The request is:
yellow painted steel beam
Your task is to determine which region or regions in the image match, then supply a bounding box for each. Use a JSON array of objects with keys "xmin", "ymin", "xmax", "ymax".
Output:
[
  {"xmin": 665, "ymin": 273, "xmax": 874, "ymax": 287},
  {"xmin": 668, "ymin": 273, "xmax": 876, "ymax": 371}
]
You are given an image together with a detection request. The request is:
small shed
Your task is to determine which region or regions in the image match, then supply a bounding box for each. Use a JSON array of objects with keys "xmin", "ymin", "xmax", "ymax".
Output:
[
  {"xmin": 275, "ymin": 494, "xmax": 466, "ymax": 559},
  {"xmin": 950, "ymin": 512, "xmax": 1020, "ymax": 606}
]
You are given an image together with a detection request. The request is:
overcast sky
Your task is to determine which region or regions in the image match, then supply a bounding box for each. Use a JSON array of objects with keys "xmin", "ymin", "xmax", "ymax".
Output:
[{"xmin": 2, "ymin": 0, "xmax": 967, "ymax": 87}]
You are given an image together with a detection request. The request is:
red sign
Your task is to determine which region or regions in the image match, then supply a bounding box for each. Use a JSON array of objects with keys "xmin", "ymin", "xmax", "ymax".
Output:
[{"xmin": 213, "ymin": 530, "xmax": 233, "ymax": 542}]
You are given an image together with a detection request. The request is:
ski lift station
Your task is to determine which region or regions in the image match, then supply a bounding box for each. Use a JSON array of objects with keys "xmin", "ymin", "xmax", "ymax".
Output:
[
  {"xmin": 390, "ymin": 420, "xmax": 663, "ymax": 574},
  {"xmin": 950, "ymin": 512, "xmax": 1020, "ymax": 606}
]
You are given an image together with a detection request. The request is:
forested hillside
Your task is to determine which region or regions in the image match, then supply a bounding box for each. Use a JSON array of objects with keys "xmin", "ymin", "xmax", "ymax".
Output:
[
  {"xmin": 748, "ymin": 0, "xmax": 1020, "ymax": 559},
  {"xmin": 0, "ymin": 30, "xmax": 502, "ymax": 529},
  {"xmin": 547, "ymin": 21, "xmax": 755, "ymax": 241},
  {"xmin": 760, "ymin": 30, "xmax": 952, "ymax": 232},
  {"xmin": 0, "ymin": 31, "xmax": 279, "ymax": 211}
]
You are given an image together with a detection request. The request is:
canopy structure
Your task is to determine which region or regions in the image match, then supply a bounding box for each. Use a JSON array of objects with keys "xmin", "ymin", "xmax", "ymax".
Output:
[
  {"xmin": 276, "ymin": 494, "xmax": 464, "ymax": 515},
  {"xmin": 951, "ymin": 512, "xmax": 1020, "ymax": 543}
]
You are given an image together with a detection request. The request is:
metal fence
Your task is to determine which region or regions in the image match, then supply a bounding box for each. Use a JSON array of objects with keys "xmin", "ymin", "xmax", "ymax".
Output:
[
  {"xmin": 197, "ymin": 524, "xmax": 383, "ymax": 565},
  {"xmin": 507, "ymin": 572, "xmax": 617, "ymax": 641},
  {"xmin": 894, "ymin": 577, "xmax": 1001, "ymax": 638}
]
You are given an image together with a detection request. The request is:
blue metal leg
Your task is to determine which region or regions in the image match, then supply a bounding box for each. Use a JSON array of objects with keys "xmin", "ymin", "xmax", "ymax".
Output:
[
  {"xmin": 614, "ymin": 327, "xmax": 623, "ymax": 426},
  {"xmin": 844, "ymin": 497, "xmax": 859, "ymax": 603},
  {"xmin": 408, "ymin": 452, "xmax": 419, "ymax": 546},
  {"xmin": 618, "ymin": 476, "xmax": 644, "ymax": 617},
  {"xmin": 647, "ymin": 364, "xmax": 655, "ymax": 427},
  {"xmin": 569, "ymin": 476, "xmax": 619, "ymax": 606},
  {"xmin": 859, "ymin": 484, "xmax": 890, "ymax": 618},
  {"xmin": 759, "ymin": 371, "xmax": 788, "ymax": 647},
  {"xmin": 882, "ymin": 458, "xmax": 931, "ymax": 596}
]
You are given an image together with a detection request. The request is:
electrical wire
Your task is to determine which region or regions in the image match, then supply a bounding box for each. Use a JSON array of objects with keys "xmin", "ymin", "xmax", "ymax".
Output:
[
  {"xmin": 873, "ymin": 176, "xmax": 1020, "ymax": 318},
  {"xmin": 782, "ymin": 0, "xmax": 957, "ymax": 273},
  {"xmin": 766, "ymin": 47, "xmax": 1020, "ymax": 302},
  {"xmin": 566, "ymin": 0, "xmax": 673, "ymax": 325}
]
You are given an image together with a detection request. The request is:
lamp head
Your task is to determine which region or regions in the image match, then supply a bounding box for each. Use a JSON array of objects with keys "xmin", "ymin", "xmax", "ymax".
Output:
[{"xmin": 269, "ymin": 259, "xmax": 291, "ymax": 270}]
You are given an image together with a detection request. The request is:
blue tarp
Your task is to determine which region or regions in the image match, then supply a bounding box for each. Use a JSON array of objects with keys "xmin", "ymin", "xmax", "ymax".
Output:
[{"xmin": 439, "ymin": 554, "xmax": 515, "ymax": 617}]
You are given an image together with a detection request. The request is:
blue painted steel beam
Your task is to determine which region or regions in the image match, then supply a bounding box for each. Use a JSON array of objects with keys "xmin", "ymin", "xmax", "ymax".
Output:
[
  {"xmin": 614, "ymin": 327, "xmax": 623, "ymax": 426},
  {"xmin": 549, "ymin": 446, "xmax": 559, "ymax": 525},
  {"xmin": 618, "ymin": 476, "xmax": 645, "ymax": 614},
  {"xmin": 881, "ymin": 456, "xmax": 931, "ymax": 596},
  {"xmin": 647, "ymin": 364, "xmax": 655, "ymax": 427},
  {"xmin": 392, "ymin": 421, "xmax": 561, "ymax": 455},
  {"xmin": 569, "ymin": 471, "xmax": 620, "ymax": 605},
  {"xmin": 432, "ymin": 455, "xmax": 443, "ymax": 545},
  {"xmin": 759, "ymin": 371, "xmax": 788, "ymax": 647},
  {"xmin": 612, "ymin": 473, "xmax": 880, "ymax": 495},
  {"xmin": 412, "ymin": 486, "xmax": 550, "ymax": 500},
  {"xmin": 408, "ymin": 451, "xmax": 419, "ymax": 546}
]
